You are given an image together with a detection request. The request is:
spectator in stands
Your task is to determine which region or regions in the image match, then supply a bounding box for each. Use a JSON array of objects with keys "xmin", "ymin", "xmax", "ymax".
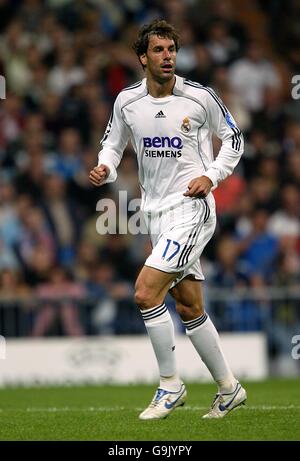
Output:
[
  {"xmin": 48, "ymin": 46, "xmax": 85, "ymax": 96},
  {"xmin": 0, "ymin": 237, "xmax": 19, "ymax": 271},
  {"xmin": 0, "ymin": 267, "xmax": 31, "ymax": 301},
  {"xmin": 270, "ymin": 246, "xmax": 300, "ymax": 363},
  {"xmin": 40, "ymin": 171, "xmax": 82, "ymax": 266},
  {"xmin": 13, "ymin": 205, "xmax": 56, "ymax": 284},
  {"xmin": 32, "ymin": 266, "xmax": 85, "ymax": 337},
  {"xmin": 186, "ymin": 44, "xmax": 213, "ymax": 87},
  {"xmin": 268, "ymin": 184, "xmax": 300, "ymax": 239},
  {"xmin": 51, "ymin": 128, "xmax": 83, "ymax": 180},
  {"xmin": 0, "ymin": 268, "xmax": 32, "ymax": 336},
  {"xmin": 0, "ymin": 93, "xmax": 24, "ymax": 153},
  {"xmin": 236, "ymin": 207, "xmax": 279, "ymax": 282},
  {"xmin": 228, "ymin": 40, "xmax": 281, "ymax": 112},
  {"xmin": 205, "ymin": 19, "xmax": 240, "ymax": 65},
  {"xmin": 85, "ymin": 262, "xmax": 140, "ymax": 335},
  {"xmin": 283, "ymin": 149, "xmax": 300, "ymax": 187},
  {"xmin": 14, "ymin": 136, "xmax": 52, "ymax": 199},
  {"xmin": 0, "ymin": 179, "xmax": 19, "ymax": 249},
  {"xmin": 210, "ymin": 236, "xmax": 265, "ymax": 331}
]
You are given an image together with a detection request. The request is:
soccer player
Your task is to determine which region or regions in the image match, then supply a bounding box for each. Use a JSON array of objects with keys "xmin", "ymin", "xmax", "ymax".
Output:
[{"xmin": 89, "ymin": 19, "xmax": 247, "ymax": 419}]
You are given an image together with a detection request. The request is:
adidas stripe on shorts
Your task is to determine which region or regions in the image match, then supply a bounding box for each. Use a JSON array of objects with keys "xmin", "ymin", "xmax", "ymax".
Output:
[{"xmin": 144, "ymin": 192, "xmax": 216, "ymax": 286}]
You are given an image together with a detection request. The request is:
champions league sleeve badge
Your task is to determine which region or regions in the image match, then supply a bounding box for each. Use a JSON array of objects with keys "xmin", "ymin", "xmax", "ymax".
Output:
[{"xmin": 225, "ymin": 111, "xmax": 237, "ymax": 129}]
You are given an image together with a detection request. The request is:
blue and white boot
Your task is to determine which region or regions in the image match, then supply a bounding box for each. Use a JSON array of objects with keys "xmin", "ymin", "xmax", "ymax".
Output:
[
  {"xmin": 139, "ymin": 383, "xmax": 187, "ymax": 420},
  {"xmin": 202, "ymin": 382, "xmax": 247, "ymax": 419}
]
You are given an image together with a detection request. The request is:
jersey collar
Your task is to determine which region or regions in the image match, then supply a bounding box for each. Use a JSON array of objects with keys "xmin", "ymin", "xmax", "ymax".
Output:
[
  {"xmin": 142, "ymin": 75, "xmax": 184, "ymax": 97},
  {"xmin": 173, "ymin": 75, "xmax": 185, "ymax": 95}
]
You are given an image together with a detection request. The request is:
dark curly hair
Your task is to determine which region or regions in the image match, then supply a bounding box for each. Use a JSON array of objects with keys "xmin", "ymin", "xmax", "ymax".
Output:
[{"xmin": 133, "ymin": 19, "xmax": 180, "ymax": 68}]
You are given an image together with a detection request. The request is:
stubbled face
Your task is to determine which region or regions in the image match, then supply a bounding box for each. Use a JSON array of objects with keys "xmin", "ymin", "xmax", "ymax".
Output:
[{"xmin": 140, "ymin": 35, "xmax": 177, "ymax": 83}]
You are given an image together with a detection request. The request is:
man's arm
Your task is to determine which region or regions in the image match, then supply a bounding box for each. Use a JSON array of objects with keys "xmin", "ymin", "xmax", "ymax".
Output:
[
  {"xmin": 184, "ymin": 88, "xmax": 244, "ymax": 198},
  {"xmin": 202, "ymin": 88, "xmax": 244, "ymax": 188},
  {"xmin": 89, "ymin": 95, "xmax": 130, "ymax": 187},
  {"xmin": 89, "ymin": 164, "xmax": 111, "ymax": 187},
  {"xmin": 183, "ymin": 175, "xmax": 213, "ymax": 197}
]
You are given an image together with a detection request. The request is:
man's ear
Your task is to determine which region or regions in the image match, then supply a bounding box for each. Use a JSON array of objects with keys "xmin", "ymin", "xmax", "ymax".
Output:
[{"xmin": 140, "ymin": 53, "xmax": 147, "ymax": 67}]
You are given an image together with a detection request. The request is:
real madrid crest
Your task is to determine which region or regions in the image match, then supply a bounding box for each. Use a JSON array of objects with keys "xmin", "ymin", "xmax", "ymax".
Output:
[{"xmin": 181, "ymin": 117, "xmax": 191, "ymax": 133}]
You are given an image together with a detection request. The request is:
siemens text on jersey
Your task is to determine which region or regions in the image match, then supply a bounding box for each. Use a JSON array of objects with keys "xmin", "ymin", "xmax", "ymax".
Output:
[{"xmin": 144, "ymin": 136, "xmax": 183, "ymax": 158}]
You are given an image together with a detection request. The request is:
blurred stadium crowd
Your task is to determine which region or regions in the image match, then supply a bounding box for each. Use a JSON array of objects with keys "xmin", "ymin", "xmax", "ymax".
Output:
[{"xmin": 0, "ymin": 0, "xmax": 299, "ymax": 360}]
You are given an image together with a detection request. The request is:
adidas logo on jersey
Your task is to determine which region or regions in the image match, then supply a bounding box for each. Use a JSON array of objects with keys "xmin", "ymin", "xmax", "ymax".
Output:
[{"xmin": 155, "ymin": 110, "xmax": 166, "ymax": 118}]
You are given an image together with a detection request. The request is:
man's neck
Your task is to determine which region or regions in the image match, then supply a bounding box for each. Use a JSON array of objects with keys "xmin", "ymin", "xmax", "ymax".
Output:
[{"xmin": 147, "ymin": 76, "xmax": 175, "ymax": 98}]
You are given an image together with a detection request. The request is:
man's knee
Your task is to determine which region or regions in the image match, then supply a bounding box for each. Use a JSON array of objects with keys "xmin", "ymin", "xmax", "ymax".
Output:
[
  {"xmin": 175, "ymin": 301, "xmax": 204, "ymax": 321},
  {"xmin": 134, "ymin": 286, "xmax": 158, "ymax": 310}
]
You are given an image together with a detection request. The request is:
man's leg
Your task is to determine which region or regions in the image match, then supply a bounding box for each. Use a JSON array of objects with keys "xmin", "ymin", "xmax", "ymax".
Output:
[
  {"xmin": 169, "ymin": 276, "xmax": 247, "ymax": 418},
  {"xmin": 135, "ymin": 265, "xmax": 187, "ymax": 419}
]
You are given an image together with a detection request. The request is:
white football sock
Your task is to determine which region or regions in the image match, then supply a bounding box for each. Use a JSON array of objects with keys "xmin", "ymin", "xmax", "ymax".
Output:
[
  {"xmin": 183, "ymin": 313, "xmax": 237, "ymax": 393},
  {"xmin": 159, "ymin": 375, "xmax": 182, "ymax": 392},
  {"xmin": 141, "ymin": 303, "xmax": 181, "ymax": 392}
]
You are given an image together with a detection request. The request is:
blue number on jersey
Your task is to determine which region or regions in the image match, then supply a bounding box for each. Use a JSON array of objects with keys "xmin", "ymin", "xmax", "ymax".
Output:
[{"xmin": 162, "ymin": 239, "xmax": 181, "ymax": 262}]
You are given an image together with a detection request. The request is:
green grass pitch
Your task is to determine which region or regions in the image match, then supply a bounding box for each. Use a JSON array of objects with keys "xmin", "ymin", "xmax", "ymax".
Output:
[{"xmin": 0, "ymin": 379, "xmax": 299, "ymax": 441}]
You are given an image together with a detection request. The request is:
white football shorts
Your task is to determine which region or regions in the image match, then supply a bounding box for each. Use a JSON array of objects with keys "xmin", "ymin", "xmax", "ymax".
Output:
[{"xmin": 144, "ymin": 193, "xmax": 216, "ymax": 286}]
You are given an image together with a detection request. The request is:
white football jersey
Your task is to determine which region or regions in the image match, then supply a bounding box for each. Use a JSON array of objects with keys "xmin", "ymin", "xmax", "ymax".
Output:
[{"xmin": 98, "ymin": 75, "xmax": 244, "ymax": 213}]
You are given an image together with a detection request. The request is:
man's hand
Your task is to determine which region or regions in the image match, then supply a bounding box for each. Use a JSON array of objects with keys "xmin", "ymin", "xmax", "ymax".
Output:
[
  {"xmin": 183, "ymin": 175, "xmax": 213, "ymax": 197},
  {"xmin": 89, "ymin": 164, "xmax": 110, "ymax": 187}
]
